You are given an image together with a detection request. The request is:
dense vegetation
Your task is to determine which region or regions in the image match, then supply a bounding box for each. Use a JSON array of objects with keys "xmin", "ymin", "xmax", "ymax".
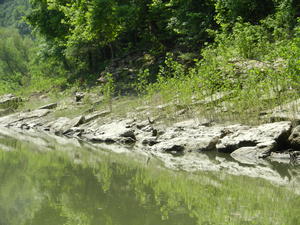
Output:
[{"xmin": 0, "ymin": 0, "xmax": 299, "ymax": 114}]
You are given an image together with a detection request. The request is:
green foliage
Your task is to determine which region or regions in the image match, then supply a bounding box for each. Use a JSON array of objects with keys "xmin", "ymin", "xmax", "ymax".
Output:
[
  {"xmin": 138, "ymin": 14, "xmax": 300, "ymax": 122},
  {"xmin": 27, "ymin": 59, "xmax": 68, "ymax": 93},
  {"xmin": 133, "ymin": 68, "xmax": 151, "ymax": 95},
  {"xmin": 0, "ymin": 27, "xmax": 33, "ymax": 94},
  {"xmin": 27, "ymin": 0, "xmax": 68, "ymax": 41},
  {"xmin": 25, "ymin": 0, "xmax": 216, "ymax": 79},
  {"xmin": 0, "ymin": 0, "xmax": 31, "ymax": 35},
  {"xmin": 214, "ymin": 20, "xmax": 271, "ymax": 59},
  {"xmin": 215, "ymin": 0, "xmax": 276, "ymax": 26},
  {"xmin": 100, "ymin": 72, "xmax": 115, "ymax": 112},
  {"xmin": 0, "ymin": 0, "xmax": 298, "ymax": 109}
]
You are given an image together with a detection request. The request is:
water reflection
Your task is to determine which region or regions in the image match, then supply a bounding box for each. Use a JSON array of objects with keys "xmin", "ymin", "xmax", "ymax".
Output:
[{"xmin": 0, "ymin": 128, "xmax": 299, "ymax": 225}]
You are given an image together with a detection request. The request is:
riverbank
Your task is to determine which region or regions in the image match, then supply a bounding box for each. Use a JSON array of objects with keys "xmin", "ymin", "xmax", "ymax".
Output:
[{"xmin": 0, "ymin": 92, "xmax": 299, "ymax": 168}]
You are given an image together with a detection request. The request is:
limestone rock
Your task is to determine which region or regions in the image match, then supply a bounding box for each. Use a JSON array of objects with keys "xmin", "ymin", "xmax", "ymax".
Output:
[
  {"xmin": 82, "ymin": 120, "xmax": 136, "ymax": 143},
  {"xmin": 45, "ymin": 117, "xmax": 70, "ymax": 132},
  {"xmin": 75, "ymin": 92, "xmax": 85, "ymax": 102},
  {"xmin": 230, "ymin": 145, "xmax": 274, "ymax": 165},
  {"xmin": 269, "ymin": 152, "xmax": 291, "ymax": 164},
  {"xmin": 0, "ymin": 109, "xmax": 50, "ymax": 126},
  {"xmin": 46, "ymin": 116, "xmax": 85, "ymax": 134},
  {"xmin": 85, "ymin": 110, "xmax": 110, "ymax": 123},
  {"xmin": 288, "ymin": 125, "xmax": 300, "ymax": 150},
  {"xmin": 217, "ymin": 122, "xmax": 291, "ymax": 153},
  {"xmin": 149, "ymin": 125, "xmax": 224, "ymax": 153},
  {"xmin": 39, "ymin": 103, "xmax": 58, "ymax": 110}
]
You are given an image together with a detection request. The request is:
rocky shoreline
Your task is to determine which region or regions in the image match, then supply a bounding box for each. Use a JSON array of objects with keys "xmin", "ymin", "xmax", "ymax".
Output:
[{"xmin": 0, "ymin": 94, "xmax": 299, "ymax": 166}]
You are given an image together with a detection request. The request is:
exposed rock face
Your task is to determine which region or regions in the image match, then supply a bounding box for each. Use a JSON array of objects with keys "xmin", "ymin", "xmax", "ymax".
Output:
[
  {"xmin": 81, "ymin": 120, "xmax": 136, "ymax": 144},
  {"xmin": 148, "ymin": 125, "xmax": 223, "ymax": 154},
  {"xmin": 0, "ymin": 99, "xmax": 298, "ymax": 166},
  {"xmin": 45, "ymin": 116, "xmax": 85, "ymax": 135},
  {"xmin": 45, "ymin": 117, "xmax": 70, "ymax": 132},
  {"xmin": 137, "ymin": 121, "xmax": 293, "ymax": 162},
  {"xmin": 0, "ymin": 109, "xmax": 50, "ymax": 127},
  {"xmin": 216, "ymin": 122, "xmax": 292, "ymax": 153}
]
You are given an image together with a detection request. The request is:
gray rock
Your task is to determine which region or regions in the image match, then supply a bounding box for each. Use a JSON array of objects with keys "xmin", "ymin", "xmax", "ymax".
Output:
[
  {"xmin": 151, "ymin": 136, "xmax": 219, "ymax": 154},
  {"xmin": 0, "ymin": 109, "xmax": 50, "ymax": 126},
  {"xmin": 269, "ymin": 152, "xmax": 291, "ymax": 164},
  {"xmin": 136, "ymin": 120, "xmax": 150, "ymax": 130},
  {"xmin": 85, "ymin": 110, "xmax": 110, "ymax": 123},
  {"xmin": 173, "ymin": 119, "xmax": 199, "ymax": 129},
  {"xmin": 149, "ymin": 125, "xmax": 224, "ymax": 153},
  {"xmin": 230, "ymin": 145, "xmax": 274, "ymax": 165},
  {"xmin": 216, "ymin": 122, "xmax": 291, "ymax": 153},
  {"xmin": 75, "ymin": 92, "xmax": 85, "ymax": 102},
  {"xmin": 38, "ymin": 103, "xmax": 58, "ymax": 110},
  {"xmin": 288, "ymin": 125, "xmax": 300, "ymax": 150},
  {"xmin": 62, "ymin": 116, "xmax": 85, "ymax": 134},
  {"xmin": 46, "ymin": 116, "xmax": 85, "ymax": 134},
  {"xmin": 82, "ymin": 120, "xmax": 136, "ymax": 143},
  {"xmin": 141, "ymin": 137, "xmax": 159, "ymax": 146},
  {"xmin": 154, "ymin": 142, "xmax": 185, "ymax": 154},
  {"xmin": 45, "ymin": 117, "xmax": 70, "ymax": 132}
]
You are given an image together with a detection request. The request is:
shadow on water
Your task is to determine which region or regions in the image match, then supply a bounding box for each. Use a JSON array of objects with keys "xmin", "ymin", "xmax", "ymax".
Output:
[{"xmin": 0, "ymin": 128, "xmax": 299, "ymax": 225}]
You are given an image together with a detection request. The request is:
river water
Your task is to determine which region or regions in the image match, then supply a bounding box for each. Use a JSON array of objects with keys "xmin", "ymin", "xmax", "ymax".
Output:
[{"xmin": 0, "ymin": 128, "xmax": 299, "ymax": 225}]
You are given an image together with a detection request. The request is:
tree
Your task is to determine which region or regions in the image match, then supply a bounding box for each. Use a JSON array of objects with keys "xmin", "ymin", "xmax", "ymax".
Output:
[{"xmin": 0, "ymin": 27, "xmax": 33, "ymax": 89}]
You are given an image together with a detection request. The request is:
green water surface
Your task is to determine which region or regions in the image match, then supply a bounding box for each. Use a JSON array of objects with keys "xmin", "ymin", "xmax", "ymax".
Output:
[{"xmin": 0, "ymin": 129, "xmax": 299, "ymax": 225}]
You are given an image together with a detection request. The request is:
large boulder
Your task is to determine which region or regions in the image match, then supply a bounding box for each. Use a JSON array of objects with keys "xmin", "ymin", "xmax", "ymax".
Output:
[
  {"xmin": 216, "ymin": 122, "xmax": 292, "ymax": 153},
  {"xmin": 147, "ymin": 122, "xmax": 224, "ymax": 153}
]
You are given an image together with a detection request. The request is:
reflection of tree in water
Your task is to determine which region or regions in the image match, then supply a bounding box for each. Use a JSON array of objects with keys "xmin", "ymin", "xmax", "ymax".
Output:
[
  {"xmin": 0, "ymin": 142, "xmax": 299, "ymax": 225},
  {"xmin": 94, "ymin": 162, "xmax": 112, "ymax": 193},
  {"xmin": 0, "ymin": 151, "xmax": 42, "ymax": 225}
]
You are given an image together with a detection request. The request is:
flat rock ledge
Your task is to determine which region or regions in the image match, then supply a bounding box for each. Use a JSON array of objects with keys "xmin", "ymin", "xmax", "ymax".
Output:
[{"xmin": 0, "ymin": 108, "xmax": 299, "ymax": 165}]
